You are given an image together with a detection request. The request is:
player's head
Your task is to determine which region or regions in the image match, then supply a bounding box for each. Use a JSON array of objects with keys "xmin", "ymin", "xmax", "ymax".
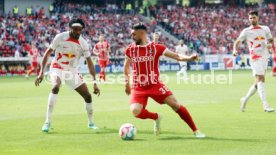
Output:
[
  {"xmin": 248, "ymin": 11, "xmax": 259, "ymax": 26},
  {"xmin": 99, "ymin": 34, "xmax": 105, "ymax": 42},
  {"xmin": 69, "ymin": 18, "xmax": 85, "ymax": 39},
  {"xmin": 152, "ymin": 32, "xmax": 160, "ymax": 43},
  {"xmin": 179, "ymin": 40, "xmax": 184, "ymax": 46},
  {"xmin": 131, "ymin": 23, "xmax": 147, "ymax": 45}
]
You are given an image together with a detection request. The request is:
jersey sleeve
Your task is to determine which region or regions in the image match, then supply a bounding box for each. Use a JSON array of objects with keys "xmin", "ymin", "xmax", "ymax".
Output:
[
  {"xmin": 265, "ymin": 26, "xmax": 273, "ymax": 40},
  {"xmin": 125, "ymin": 47, "xmax": 131, "ymax": 59},
  {"xmin": 175, "ymin": 46, "xmax": 179, "ymax": 53},
  {"xmin": 155, "ymin": 44, "xmax": 168, "ymax": 56},
  {"xmin": 49, "ymin": 34, "xmax": 61, "ymax": 50},
  {"xmin": 107, "ymin": 42, "xmax": 110, "ymax": 49},
  {"xmin": 237, "ymin": 29, "xmax": 247, "ymax": 42},
  {"xmin": 82, "ymin": 41, "xmax": 91, "ymax": 58}
]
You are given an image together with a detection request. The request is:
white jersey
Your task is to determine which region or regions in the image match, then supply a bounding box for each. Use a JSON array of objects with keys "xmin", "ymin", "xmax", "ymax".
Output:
[
  {"xmin": 175, "ymin": 44, "xmax": 189, "ymax": 56},
  {"xmin": 237, "ymin": 25, "xmax": 272, "ymax": 60},
  {"xmin": 49, "ymin": 31, "xmax": 90, "ymax": 70}
]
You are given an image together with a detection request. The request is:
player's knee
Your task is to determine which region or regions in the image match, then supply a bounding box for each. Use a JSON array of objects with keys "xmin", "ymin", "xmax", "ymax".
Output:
[
  {"xmin": 84, "ymin": 93, "xmax": 92, "ymax": 103},
  {"xmin": 130, "ymin": 104, "xmax": 142, "ymax": 116},
  {"xmin": 52, "ymin": 85, "xmax": 60, "ymax": 94},
  {"xmin": 166, "ymin": 99, "xmax": 180, "ymax": 111},
  {"xmin": 257, "ymin": 75, "xmax": 265, "ymax": 82}
]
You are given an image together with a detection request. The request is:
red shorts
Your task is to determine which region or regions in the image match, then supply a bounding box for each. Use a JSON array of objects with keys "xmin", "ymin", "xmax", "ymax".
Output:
[
  {"xmin": 130, "ymin": 83, "xmax": 173, "ymax": 108},
  {"xmin": 273, "ymin": 66, "xmax": 276, "ymax": 75},
  {"xmin": 98, "ymin": 60, "xmax": 108, "ymax": 68},
  {"xmin": 32, "ymin": 61, "xmax": 38, "ymax": 68}
]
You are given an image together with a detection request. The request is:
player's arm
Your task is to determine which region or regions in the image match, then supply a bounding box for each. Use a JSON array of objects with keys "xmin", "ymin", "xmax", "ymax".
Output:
[
  {"xmin": 124, "ymin": 56, "xmax": 131, "ymax": 95},
  {"xmin": 86, "ymin": 57, "xmax": 100, "ymax": 96},
  {"xmin": 35, "ymin": 48, "xmax": 53, "ymax": 86},
  {"xmin": 265, "ymin": 26, "xmax": 274, "ymax": 52},
  {"xmin": 93, "ymin": 46, "xmax": 99, "ymax": 55},
  {"xmin": 267, "ymin": 38, "xmax": 274, "ymax": 53},
  {"xmin": 233, "ymin": 40, "xmax": 241, "ymax": 56},
  {"xmin": 233, "ymin": 29, "xmax": 246, "ymax": 56},
  {"xmin": 164, "ymin": 50, "xmax": 198, "ymax": 62}
]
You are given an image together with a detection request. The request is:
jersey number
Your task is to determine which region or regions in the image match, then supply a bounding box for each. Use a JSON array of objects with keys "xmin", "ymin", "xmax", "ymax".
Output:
[{"xmin": 159, "ymin": 86, "xmax": 169, "ymax": 94}]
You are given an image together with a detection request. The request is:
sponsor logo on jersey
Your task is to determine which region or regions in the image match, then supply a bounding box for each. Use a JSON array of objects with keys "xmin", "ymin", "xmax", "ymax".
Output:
[
  {"xmin": 254, "ymin": 36, "xmax": 265, "ymax": 41},
  {"xmin": 63, "ymin": 52, "xmax": 76, "ymax": 59},
  {"xmin": 131, "ymin": 56, "xmax": 154, "ymax": 62}
]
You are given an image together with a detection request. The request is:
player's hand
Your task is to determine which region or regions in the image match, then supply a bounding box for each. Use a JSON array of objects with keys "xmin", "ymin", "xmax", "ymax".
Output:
[
  {"xmin": 267, "ymin": 43, "xmax": 272, "ymax": 50},
  {"xmin": 189, "ymin": 54, "xmax": 199, "ymax": 61},
  {"xmin": 125, "ymin": 83, "xmax": 131, "ymax": 96},
  {"xmin": 233, "ymin": 50, "xmax": 238, "ymax": 56},
  {"xmin": 93, "ymin": 83, "xmax": 100, "ymax": 96},
  {"xmin": 35, "ymin": 73, "xmax": 44, "ymax": 86}
]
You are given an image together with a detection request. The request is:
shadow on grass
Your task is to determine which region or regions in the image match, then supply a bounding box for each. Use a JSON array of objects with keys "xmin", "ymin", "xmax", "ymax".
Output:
[{"xmin": 158, "ymin": 136, "xmax": 263, "ymax": 142}]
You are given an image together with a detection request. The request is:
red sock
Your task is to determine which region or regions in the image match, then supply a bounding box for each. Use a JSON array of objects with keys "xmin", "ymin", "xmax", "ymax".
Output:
[
  {"xmin": 99, "ymin": 70, "xmax": 104, "ymax": 80},
  {"xmin": 176, "ymin": 105, "xmax": 197, "ymax": 132},
  {"xmin": 27, "ymin": 69, "xmax": 34, "ymax": 76},
  {"xmin": 36, "ymin": 68, "xmax": 40, "ymax": 75},
  {"xmin": 136, "ymin": 109, "xmax": 158, "ymax": 120},
  {"xmin": 103, "ymin": 71, "xmax": 106, "ymax": 81}
]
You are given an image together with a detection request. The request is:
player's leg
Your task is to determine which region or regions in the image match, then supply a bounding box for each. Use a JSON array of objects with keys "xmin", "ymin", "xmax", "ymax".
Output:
[
  {"xmin": 75, "ymin": 83, "xmax": 98, "ymax": 129},
  {"xmin": 240, "ymin": 79, "xmax": 257, "ymax": 112},
  {"xmin": 99, "ymin": 60, "xmax": 106, "ymax": 82},
  {"xmin": 35, "ymin": 63, "xmax": 40, "ymax": 75},
  {"xmin": 163, "ymin": 95, "xmax": 196, "ymax": 131},
  {"xmin": 130, "ymin": 103, "xmax": 161, "ymax": 135},
  {"xmin": 182, "ymin": 64, "xmax": 188, "ymax": 80},
  {"xmin": 130, "ymin": 103, "xmax": 158, "ymax": 120},
  {"xmin": 42, "ymin": 72, "xmax": 61, "ymax": 132},
  {"xmin": 163, "ymin": 95, "xmax": 205, "ymax": 138},
  {"xmin": 130, "ymin": 93, "xmax": 158, "ymax": 120},
  {"xmin": 254, "ymin": 59, "xmax": 274, "ymax": 112},
  {"xmin": 130, "ymin": 92, "xmax": 161, "ymax": 135},
  {"xmin": 102, "ymin": 67, "xmax": 106, "ymax": 81},
  {"xmin": 26, "ymin": 66, "xmax": 35, "ymax": 77},
  {"xmin": 177, "ymin": 63, "xmax": 182, "ymax": 76},
  {"xmin": 101, "ymin": 61, "xmax": 107, "ymax": 81},
  {"xmin": 256, "ymin": 75, "xmax": 274, "ymax": 112}
]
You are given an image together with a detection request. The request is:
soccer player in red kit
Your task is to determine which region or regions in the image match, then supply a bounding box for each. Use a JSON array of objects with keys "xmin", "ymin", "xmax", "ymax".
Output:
[
  {"xmin": 124, "ymin": 23, "xmax": 205, "ymax": 138},
  {"xmin": 26, "ymin": 43, "xmax": 40, "ymax": 78},
  {"xmin": 272, "ymin": 38, "xmax": 276, "ymax": 76},
  {"xmin": 93, "ymin": 35, "xmax": 111, "ymax": 82}
]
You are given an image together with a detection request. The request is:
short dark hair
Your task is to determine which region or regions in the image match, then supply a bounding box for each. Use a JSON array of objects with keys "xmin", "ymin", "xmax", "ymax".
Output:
[
  {"xmin": 69, "ymin": 18, "xmax": 85, "ymax": 28},
  {"xmin": 248, "ymin": 10, "xmax": 258, "ymax": 16},
  {"xmin": 132, "ymin": 23, "xmax": 147, "ymax": 31}
]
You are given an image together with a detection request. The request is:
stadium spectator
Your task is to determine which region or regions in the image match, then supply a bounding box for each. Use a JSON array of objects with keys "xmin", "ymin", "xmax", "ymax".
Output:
[{"xmin": 150, "ymin": 4, "xmax": 275, "ymax": 54}]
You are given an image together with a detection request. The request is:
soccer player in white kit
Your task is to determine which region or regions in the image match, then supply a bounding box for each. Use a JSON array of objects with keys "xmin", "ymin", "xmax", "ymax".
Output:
[
  {"xmin": 233, "ymin": 11, "xmax": 274, "ymax": 112},
  {"xmin": 152, "ymin": 32, "xmax": 160, "ymax": 43},
  {"xmin": 35, "ymin": 19, "xmax": 101, "ymax": 132},
  {"xmin": 176, "ymin": 40, "xmax": 189, "ymax": 80}
]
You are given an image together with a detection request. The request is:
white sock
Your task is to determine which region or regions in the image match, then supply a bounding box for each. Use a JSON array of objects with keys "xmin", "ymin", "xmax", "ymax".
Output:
[
  {"xmin": 257, "ymin": 82, "xmax": 269, "ymax": 109},
  {"xmin": 85, "ymin": 102, "xmax": 93, "ymax": 124},
  {"xmin": 45, "ymin": 93, "xmax": 57, "ymax": 123},
  {"xmin": 182, "ymin": 66, "xmax": 188, "ymax": 79},
  {"xmin": 244, "ymin": 84, "xmax": 257, "ymax": 100}
]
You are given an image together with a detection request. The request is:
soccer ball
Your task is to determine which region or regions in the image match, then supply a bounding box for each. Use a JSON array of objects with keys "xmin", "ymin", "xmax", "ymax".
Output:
[{"xmin": 119, "ymin": 123, "xmax": 137, "ymax": 140}]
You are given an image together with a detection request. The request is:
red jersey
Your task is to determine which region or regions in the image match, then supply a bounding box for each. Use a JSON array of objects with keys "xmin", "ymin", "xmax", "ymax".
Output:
[
  {"xmin": 125, "ymin": 42, "xmax": 167, "ymax": 89},
  {"xmin": 94, "ymin": 41, "xmax": 110, "ymax": 60},
  {"xmin": 30, "ymin": 47, "xmax": 39, "ymax": 62}
]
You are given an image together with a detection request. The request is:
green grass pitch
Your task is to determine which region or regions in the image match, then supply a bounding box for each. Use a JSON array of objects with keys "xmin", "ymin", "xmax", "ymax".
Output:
[{"xmin": 0, "ymin": 70, "xmax": 275, "ymax": 155}]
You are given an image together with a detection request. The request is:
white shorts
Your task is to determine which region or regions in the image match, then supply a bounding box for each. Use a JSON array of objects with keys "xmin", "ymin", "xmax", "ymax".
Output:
[
  {"xmin": 179, "ymin": 61, "xmax": 187, "ymax": 67},
  {"xmin": 49, "ymin": 68, "xmax": 85, "ymax": 89},
  {"xmin": 250, "ymin": 59, "xmax": 268, "ymax": 76}
]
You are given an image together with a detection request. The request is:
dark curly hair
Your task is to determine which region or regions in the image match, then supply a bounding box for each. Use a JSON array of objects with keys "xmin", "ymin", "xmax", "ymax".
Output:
[{"xmin": 69, "ymin": 18, "xmax": 85, "ymax": 29}]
